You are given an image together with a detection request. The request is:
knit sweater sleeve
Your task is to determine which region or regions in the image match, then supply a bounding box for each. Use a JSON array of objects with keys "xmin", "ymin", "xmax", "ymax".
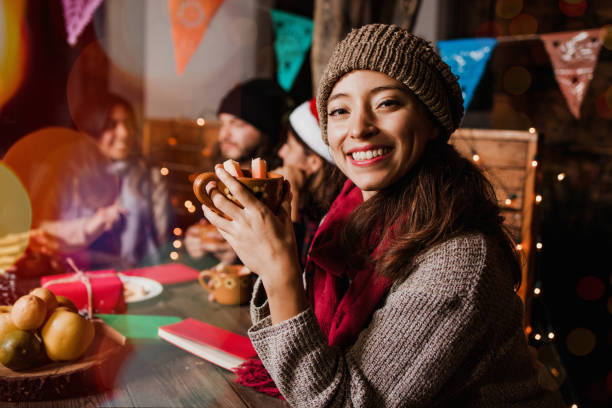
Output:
[{"xmin": 248, "ymin": 234, "xmax": 521, "ymax": 407}]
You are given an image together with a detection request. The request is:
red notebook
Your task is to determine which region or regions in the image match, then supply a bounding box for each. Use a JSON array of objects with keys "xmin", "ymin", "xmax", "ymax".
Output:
[{"xmin": 158, "ymin": 318, "xmax": 257, "ymax": 371}]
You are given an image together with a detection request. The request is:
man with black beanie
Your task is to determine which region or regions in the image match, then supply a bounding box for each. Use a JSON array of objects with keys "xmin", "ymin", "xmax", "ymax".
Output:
[
  {"xmin": 215, "ymin": 78, "xmax": 289, "ymax": 169},
  {"xmin": 185, "ymin": 78, "xmax": 289, "ymax": 263}
]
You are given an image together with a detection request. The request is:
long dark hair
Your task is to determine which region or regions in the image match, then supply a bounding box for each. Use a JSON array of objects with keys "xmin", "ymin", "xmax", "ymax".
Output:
[{"xmin": 340, "ymin": 139, "xmax": 522, "ymax": 290}]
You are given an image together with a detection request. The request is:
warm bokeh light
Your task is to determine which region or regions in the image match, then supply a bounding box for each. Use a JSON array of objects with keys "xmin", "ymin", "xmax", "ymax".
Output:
[
  {"xmin": 536, "ymin": 242, "xmax": 543, "ymax": 250},
  {"xmin": 516, "ymin": 243, "xmax": 523, "ymax": 250},
  {"xmin": 535, "ymin": 194, "xmax": 542, "ymax": 203},
  {"xmin": 495, "ymin": 0, "xmax": 523, "ymax": 19},
  {"xmin": 509, "ymin": 13, "xmax": 538, "ymax": 36},
  {"xmin": 167, "ymin": 137, "xmax": 178, "ymax": 146},
  {"xmin": 0, "ymin": 0, "xmax": 28, "ymax": 109},
  {"xmin": 533, "ymin": 287, "xmax": 541, "ymax": 296},
  {"xmin": 160, "ymin": 167, "xmax": 169, "ymax": 176},
  {"xmin": 566, "ymin": 328, "xmax": 596, "ymax": 356},
  {"xmin": 196, "ymin": 117, "xmax": 206, "ymax": 126},
  {"xmin": 472, "ymin": 154, "xmax": 480, "ymax": 162},
  {"xmin": 0, "ymin": 163, "xmax": 32, "ymax": 269},
  {"xmin": 201, "ymin": 147, "xmax": 212, "ymax": 157},
  {"xmin": 187, "ymin": 206, "xmax": 196, "ymax": 213},
  {"xmin": 184, "ymin": 200, "xmax": 193, "ymax": 208},
  {"xmin": 503, "ymin": 66, "xmax": 532, "ymax": 95},
  {"xmin": 66, "ymin": 41, "xmax": 111, "ymax": 134},
  {"xmin": 557, "ymin": 173, "xmax": 566, "ymax": 181},
  {"xmin": 173, "ymin": 239, "xmax": 182, "ymax": 249},
  {"xmin": 576, "ymin": 276, "xmax": 605, "ymax": 301},
  {"xmin": 548, "ymin": 332, "xmax": 555, "ymax": 340},
  {"xmin": 173, "ymin": 227, "xmax": 183, "ymax": 236},
  {"xmin": 170, "ymin": 251, "xmax": 179, "ymax": 260},
  {"xmin": 531, "ymin": 160, "xmax": 538, "ymax": 167},
  {"xmin": 505, "ymin": 198, "xmax": 512, "ymax": 205},
  {"xmin": 0, "ymin": 163, "xmax": 32, "ymax": 235},
  {"xmin": 534, "ymin": 333, "xmax": 542, "ymax": 341},
  {"xmin": 3, "ymin": 128, "xmax": 119, "ymax": 227},
  {"xmin": 528, "ymin": 127, "xmax": 536, "ymax": 134},
  {"xmin": 559, "ymin": 0, "xmax": 587, "ymax": 17}
]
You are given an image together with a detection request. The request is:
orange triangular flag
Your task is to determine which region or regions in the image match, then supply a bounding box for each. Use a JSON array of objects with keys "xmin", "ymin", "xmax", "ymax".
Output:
[
  {"xmin": 541, "ymin": 29, "xmax": 602, "ymax": 118},
  {"xmin": 169, "ymin": 0, "xmax": 225, "ymax": 75}
]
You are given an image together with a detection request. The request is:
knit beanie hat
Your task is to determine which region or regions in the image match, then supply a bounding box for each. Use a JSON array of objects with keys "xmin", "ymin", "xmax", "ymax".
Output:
[
  {"xmin": 289, "ymin": 99, "xmax": 334, "ymax": 163},
  {"xmin": 317, "ymin": 24, "xmax": 464, "ymax": 142},
  {"xmin": 217, "ymin": 78, "xmax": 288, "ymax": 141}
]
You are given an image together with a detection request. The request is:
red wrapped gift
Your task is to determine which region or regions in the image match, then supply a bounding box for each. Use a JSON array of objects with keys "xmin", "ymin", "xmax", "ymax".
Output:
[{"xmin": 40, "ymin": 269, "xmax": 126, "ymax": 315}]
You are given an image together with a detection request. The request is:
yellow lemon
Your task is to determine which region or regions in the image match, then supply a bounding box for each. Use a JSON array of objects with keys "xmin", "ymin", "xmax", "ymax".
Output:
[
  {"xmin": 30, "ymin": 287, "xmax": 58, "ymax": 318},
  {"xmin": 55, "ymin": 295, "xmax": 79, "ymax": 313},
  {"xmin": 11, "ymin": 295, "xmax": 46, "ymax": 330},
  {"xmin": 41, "ymin": 308, "xmax": 95, "ymax": 362}
]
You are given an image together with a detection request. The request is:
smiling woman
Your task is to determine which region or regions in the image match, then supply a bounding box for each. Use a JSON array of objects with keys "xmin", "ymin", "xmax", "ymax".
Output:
[{"xmin": 201, "ymin": 24, "xmax": 566, "ymax": 407}]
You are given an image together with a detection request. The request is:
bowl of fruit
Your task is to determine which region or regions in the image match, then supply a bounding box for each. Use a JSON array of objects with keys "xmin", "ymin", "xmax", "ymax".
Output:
[{"xmin": 0, "ymin": 288, "xmax": 128, "ymax": 401}]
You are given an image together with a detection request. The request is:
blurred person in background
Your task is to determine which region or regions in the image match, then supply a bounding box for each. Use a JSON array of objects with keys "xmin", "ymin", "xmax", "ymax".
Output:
[
  {"xmin": 185, "ymin": 78, "xmax": 289, "ymax": 264},
  {"xmin": 31, "ymin": 94, "xmax": 173, "ymax": 269},
  {"xmin": 81, "ymin": 93, "xmax": 173, "ymax": 268},
  {"xmin": 276, "ymin": 98, "xmax": 345, "ymax": 267}
]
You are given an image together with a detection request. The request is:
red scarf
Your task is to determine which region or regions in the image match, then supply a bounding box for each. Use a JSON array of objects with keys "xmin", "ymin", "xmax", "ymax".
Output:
[{"xmin": 235, "ymin": 180, "xmax": 393, "ymax": 397}]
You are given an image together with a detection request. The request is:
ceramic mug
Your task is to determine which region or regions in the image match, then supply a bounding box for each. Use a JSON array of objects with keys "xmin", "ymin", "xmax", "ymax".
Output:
[
  {"xmin": 198, "ymin": 264, "xmax": 253, "ymax": 306},
  {"xmin": 193, "ymin": 169, "xmax": 285, "ymax": 220}
]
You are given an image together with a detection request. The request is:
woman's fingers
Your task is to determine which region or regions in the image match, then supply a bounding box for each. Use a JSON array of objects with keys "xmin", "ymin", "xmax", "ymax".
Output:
[
  {"xmin": 201, "ymin": 204, "xmax": 233, "ymax": 233},
  {"xmin": 205, "ymin": 181, "xmax": 217, "ymax": 195}
]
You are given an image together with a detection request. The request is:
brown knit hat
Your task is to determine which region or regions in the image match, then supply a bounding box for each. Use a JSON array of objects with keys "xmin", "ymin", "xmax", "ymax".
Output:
[{"xmin": 317, "ymin": 24, "xmax": 464, "ymax": 142}]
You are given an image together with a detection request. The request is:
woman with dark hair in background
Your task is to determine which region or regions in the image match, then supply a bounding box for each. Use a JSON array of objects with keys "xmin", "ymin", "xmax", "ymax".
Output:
[
  {"xmin": 33, "ymin": 94, "xmax": 173, "ymax": 269},
  {"xmin": 80, "ymin": 93, "xmax": 173, "ymax": 268},
  {"xmin": 276, "ymin": 98, "xmax": 345, "ymax": 267}
]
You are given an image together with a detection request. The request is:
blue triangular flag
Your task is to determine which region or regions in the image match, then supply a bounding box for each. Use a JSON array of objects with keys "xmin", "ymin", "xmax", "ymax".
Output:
[
  {"xmin": 437, "ymin": 38, "xmax": 497, "ymax": 111},
  {"xmin": 270, "ymin": 9, "xmax": 313, "ymax": 92}
]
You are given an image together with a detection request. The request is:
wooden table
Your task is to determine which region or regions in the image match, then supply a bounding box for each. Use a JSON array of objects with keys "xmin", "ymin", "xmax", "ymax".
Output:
[{"xmin": 5, "ymin": 260, "xmax": 289, "ymax": 407}]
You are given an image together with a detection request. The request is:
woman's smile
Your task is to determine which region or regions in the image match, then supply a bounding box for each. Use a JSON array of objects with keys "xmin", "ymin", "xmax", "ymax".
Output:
[
  {"xmin": 326, "ymin": 70, "xmax": 438, "ymax": 200},
  {"xmin": 346, "ymin": 145, "xmax": 394, "ymax": 166}
]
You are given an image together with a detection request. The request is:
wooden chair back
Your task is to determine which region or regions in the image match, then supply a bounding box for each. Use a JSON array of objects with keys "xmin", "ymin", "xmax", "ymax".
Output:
[{"xmin": 449, "ymin": 128, "xmax": 540, "ymax": 325}]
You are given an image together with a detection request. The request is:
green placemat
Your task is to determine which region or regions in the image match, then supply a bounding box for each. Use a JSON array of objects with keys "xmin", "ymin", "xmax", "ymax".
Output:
[{"xmin": 96, "ymin": 314, "xmax": 182, "ymax": 339}]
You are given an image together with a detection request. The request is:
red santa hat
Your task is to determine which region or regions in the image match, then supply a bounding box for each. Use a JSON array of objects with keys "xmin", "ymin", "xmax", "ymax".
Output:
[{"xmin": 288, "ymin": 99, "xmax": 334, "ymax": 163}]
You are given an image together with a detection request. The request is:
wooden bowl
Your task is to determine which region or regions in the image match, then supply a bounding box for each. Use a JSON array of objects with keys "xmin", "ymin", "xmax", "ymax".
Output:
[{"xmin": 0, "ymin": 322, "xmax": 130, "ymax": 401}]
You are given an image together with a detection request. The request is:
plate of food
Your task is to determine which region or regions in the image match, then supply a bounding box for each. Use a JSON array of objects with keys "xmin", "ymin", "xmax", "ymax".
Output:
[{"xmin": 120, "ymin": 275, "xmax": 163, "ymax": 303}]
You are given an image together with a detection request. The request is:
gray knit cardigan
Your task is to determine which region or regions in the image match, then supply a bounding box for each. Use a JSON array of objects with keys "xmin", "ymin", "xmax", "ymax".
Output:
[{"xmin": 248, "ymin": 233, "xmax": 566, "ymax": 407}]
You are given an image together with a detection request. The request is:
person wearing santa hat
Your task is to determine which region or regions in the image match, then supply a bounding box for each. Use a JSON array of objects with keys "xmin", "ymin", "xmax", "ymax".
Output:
[{"xmin": 276, "ymin": 98, "xmax": 345, "ymax": 266}]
